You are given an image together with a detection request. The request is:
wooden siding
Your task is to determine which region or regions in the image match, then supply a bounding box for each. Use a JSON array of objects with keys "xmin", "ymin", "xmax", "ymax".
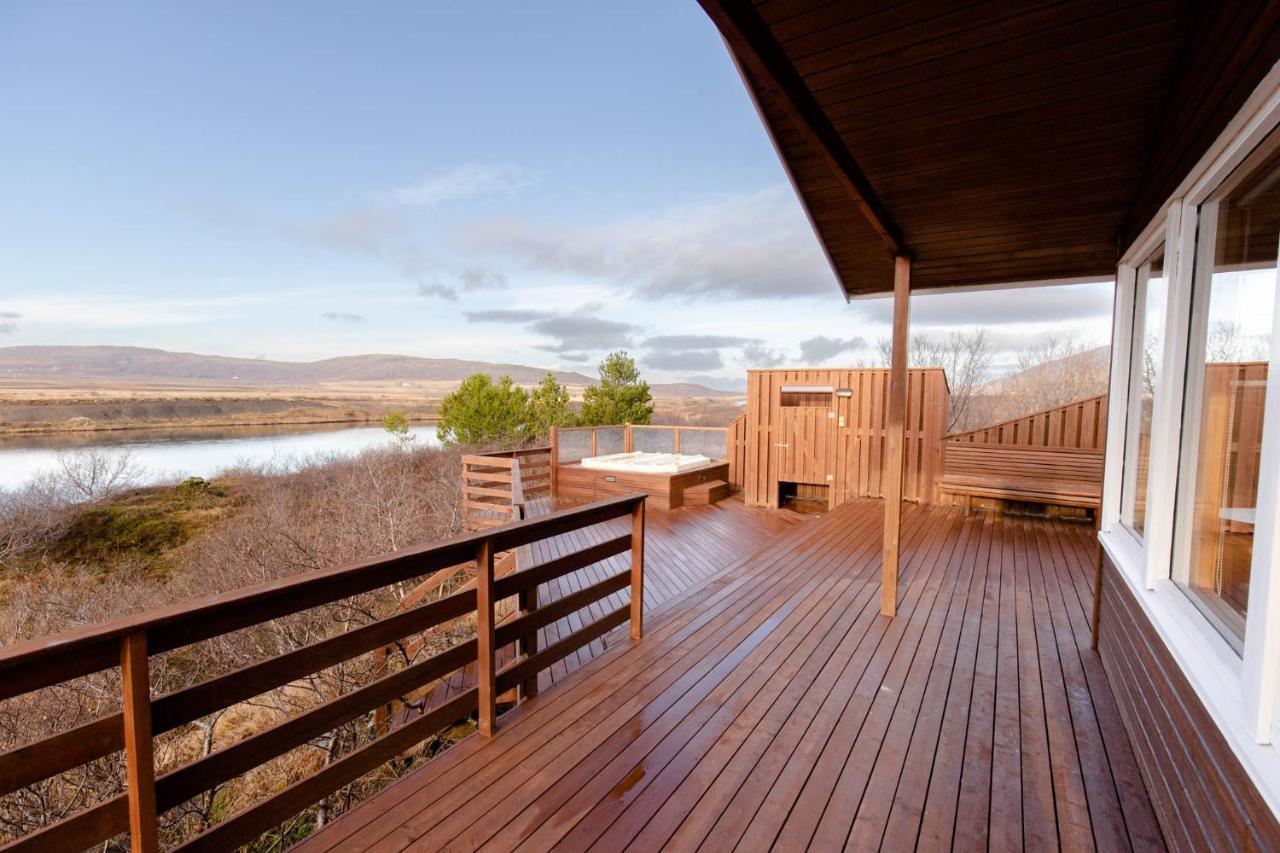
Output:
[
  {"xmin": 555, "ymin": 461, "xmax": 730, "ymax": 511},
  {"xmin": 947, "ymin": 394, "xmax": 1109, "ymax": 451},
  {"xmin": 303, "ymin": 500, "xmax": 1165, "ymax": 852},
  {"xmin": 744, "ymin": 367, "xmax": 949, "ymax": 508},
  {"xmin": 701, "ymin": 1, "xmax": 1280, "ymax": 296},
  {"xmin": 1098, "ymin": 553, "xmax": 1280, "ymax": 851}
]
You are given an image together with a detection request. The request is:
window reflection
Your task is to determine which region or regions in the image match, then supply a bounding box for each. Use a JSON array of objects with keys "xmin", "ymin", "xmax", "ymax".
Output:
[
  {"xmin": 1122, "ymin": 250, "xmax": 1166, "ymax": 538},
  {"xmin": 1176, "ymin": 145, "xmax": 1279, "ymax": 647}
]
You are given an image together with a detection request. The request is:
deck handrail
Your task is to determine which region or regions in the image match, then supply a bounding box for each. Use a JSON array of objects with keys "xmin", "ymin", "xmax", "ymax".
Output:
[{"xmin": 0, "ymin": 493, "xmax": 646, "ymax": 852}]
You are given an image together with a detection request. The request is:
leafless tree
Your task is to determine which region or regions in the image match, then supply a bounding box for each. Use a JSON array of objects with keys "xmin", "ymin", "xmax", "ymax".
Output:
[
  {"xmin": 53, "ymin": 448, "xmax": 143, "ymax": 502},
  {"xmin": 876, "ymin": 330, "xmax": 995, "ymax": 431},
  {"xmin": 1207, "ymin": 320, "xmax": 1269, "ymax": 363}
]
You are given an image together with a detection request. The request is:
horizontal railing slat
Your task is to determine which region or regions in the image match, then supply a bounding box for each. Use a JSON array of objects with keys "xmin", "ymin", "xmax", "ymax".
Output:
[
  {"xmin": 495, "ymin": 606, "xmax": 629, "ymax": 696},
  {"xmin": 492, "ymin": 534, "xmax": 631, "ymax": 600},
  {"xmin": 0, "ymin": 494, "xmax": 643, "ymax": 694},
  {"xmin": 156, "ymin": 639, "xmax": 477, "ymax": 811},
  {"xmin": 494, "ymin": 569, "xmax": 630, "ymax": 648},
  {"xmin": 0, "ymin": 586, "xmax": 478, "ymax": 796},
  {"xmin": 176, "ymin": 690, "xmax": 479, "ymax": 853}
]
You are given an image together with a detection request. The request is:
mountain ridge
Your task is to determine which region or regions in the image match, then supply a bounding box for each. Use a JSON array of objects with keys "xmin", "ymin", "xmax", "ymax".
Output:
[{"xmin": 0, "ymin": 346, "xmax": 740, "ymax": 397}]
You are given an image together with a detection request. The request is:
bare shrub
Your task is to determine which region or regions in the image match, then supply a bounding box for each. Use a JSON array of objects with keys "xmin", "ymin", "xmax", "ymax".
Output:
[
  {"xmin": 0, "ymin": 441, "xmax": 470, "ymax": 848},
  {"xmin": 876, "ymin": 330, "xmax": 995, "ymax": 432},
  {"xmin": 53, "ymin": 448, "xmax": 143, "ymax": 502}
]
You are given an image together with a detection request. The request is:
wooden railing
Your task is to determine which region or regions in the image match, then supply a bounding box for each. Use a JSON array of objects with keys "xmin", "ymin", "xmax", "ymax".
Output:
[
  {"xmin": 461, "ymin": 447, "xmax": 552, "ymax": 530},
  {"xmin": 946, "ymin": 393, "xmax": 1108, "ymax": 451},
  {"xmin": 0, "ymin": 495, "xmax": 646, "ymax": 852}
]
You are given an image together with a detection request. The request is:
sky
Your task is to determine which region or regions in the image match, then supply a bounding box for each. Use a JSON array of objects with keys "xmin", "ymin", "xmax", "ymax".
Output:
[{"xmin": 0, "ymin": 1, "xmax": 1114, "ymax": 390}]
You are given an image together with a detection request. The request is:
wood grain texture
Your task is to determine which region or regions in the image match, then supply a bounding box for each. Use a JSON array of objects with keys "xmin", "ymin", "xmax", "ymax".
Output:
[
  {"xmin": 299, "ymin": 500, "xmax": 1167, "ymax": 852},
  {"xmin": 700, "ymin": 0, "xmax": 1280, "ymax": 296},
  {"xmin": 1098, "ymin": 552, "xmax": 1280, "ymax": 851}
]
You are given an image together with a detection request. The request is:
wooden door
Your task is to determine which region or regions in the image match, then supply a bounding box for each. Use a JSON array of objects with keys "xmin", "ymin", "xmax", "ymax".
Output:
[{"xmin": 774, "ymin": 400, "xmax": 838, "ymax": 503}]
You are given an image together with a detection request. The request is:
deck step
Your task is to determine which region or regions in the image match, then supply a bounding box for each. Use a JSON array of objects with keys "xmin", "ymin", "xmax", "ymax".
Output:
[{"xmin": 684, "ymin": 479, "xmax": 730, "ymax": 505}]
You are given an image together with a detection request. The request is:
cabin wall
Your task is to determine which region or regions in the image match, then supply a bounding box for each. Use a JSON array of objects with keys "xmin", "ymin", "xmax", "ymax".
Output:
[
  {"xmin": 1097, "ymin": 553, "xmax": 1280, "ymax": 850},
  {"xmin": 743, "ymin": 368, "xmax": 949, "ymax": 509}
]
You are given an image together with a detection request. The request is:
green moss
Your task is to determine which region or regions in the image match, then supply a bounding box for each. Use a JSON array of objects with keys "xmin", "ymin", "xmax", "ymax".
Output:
[{"xmin": 46, "ymin": 478, "xmax": 240, "ymax": 573}]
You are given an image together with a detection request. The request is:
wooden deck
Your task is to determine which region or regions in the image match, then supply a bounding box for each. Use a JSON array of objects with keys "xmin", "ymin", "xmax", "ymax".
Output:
[
  {"xmin": 305, "ymin": 500, "xmax": 1165, "ymax": 852},
  {"xmin": 424, "ymin": 495, "xmax": 807, "ymax": 706}
]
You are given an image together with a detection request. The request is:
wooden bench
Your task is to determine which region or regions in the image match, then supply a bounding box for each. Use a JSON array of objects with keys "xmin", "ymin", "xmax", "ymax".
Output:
[{"xmin": 939, "ymin": 443, "xmax": 1103, "ymax": 509}]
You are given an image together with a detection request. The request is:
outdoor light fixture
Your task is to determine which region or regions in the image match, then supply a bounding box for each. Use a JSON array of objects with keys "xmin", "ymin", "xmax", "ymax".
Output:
[{"xmin": 835, "ymin": 388, "xmax": 854, "ymax": 397}]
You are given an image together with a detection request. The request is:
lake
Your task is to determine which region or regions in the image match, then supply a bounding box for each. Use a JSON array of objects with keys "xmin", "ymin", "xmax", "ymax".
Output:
[{"xmin": 0, "ymin": 423, "xmax": 440, "ymax": 492}]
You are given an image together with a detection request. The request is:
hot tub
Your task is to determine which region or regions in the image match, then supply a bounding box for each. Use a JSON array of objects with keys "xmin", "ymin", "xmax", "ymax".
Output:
[{"xmin": 579, "ymin": 451, "xmax": 714, "ymax": 474}]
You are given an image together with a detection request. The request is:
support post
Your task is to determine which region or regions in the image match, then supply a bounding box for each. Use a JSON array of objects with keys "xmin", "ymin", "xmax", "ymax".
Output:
[
  {"xmin": 120, "ymin": 632, "xmax": 158, "ymax": 853},
  {"xmin": 624, "ymin": 424, "xmax": 633, "ymax": 453},
  {"xmin": 475, "ymin": 539, "xmax": 497, "ymax": 735},
  {"xmin": 591, "ymin": 428, "xmax": 598, "ymax": 457},
  {"xmin": 518, "ymin": 585, "xmax": 540, "ymax": 701},
  {"xmin": 673, "ymin": 428, "xmax": 681, "ymax": 454},
  {"xmin": 549, "ymin": 426, "xmax": 559, "ymax": 497},
  {"xmin": 882, "ymin": 255, "xmax": 911, "ymax": 618},
  {"xmin": 630, "ymin": 499, "xmax": 646, "ymax": 640}
]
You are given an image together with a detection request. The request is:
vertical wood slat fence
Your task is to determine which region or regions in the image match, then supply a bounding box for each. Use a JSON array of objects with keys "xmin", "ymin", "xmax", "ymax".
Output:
[
  {"xmin": 0, "ymin": 495, "xmax": 646, "ymax": 853},
  {"xmin": 742, "ymin": 368, "xmax": 950, "ymax": 508},
  {"xmin": 945, "ymin": 393, "xmax": 1108, "ymax": 450}
]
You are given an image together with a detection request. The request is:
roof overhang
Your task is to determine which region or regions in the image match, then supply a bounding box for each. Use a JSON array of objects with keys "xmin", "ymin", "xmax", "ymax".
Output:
[{"xmin": 700, "ymin": 0, "xmax": 1280, "ymax": 298}]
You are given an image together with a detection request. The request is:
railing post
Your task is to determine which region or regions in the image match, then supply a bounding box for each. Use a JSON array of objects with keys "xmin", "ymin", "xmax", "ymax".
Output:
[
  {"xmin": 475, "ymin": 539, "xmax": 497, "ymax": 735},
  {"xmin": 591, "ymin": 427, "xmax": 598, "ymax": 457},
  {"xmin": 120, "ymin": 632, "xmax": 158, "ymax": 853},
  {"xmin": 673, "ymin": 427, "xmax": 681, "ymax": 454},
  {"xmin": 624, "ymin": 424, "xmax": 633, "ymax": 453},
  {"xmin": 549, "ymin": 426, "xmax": 559, "ymax": 497},
  {"xmin": 629, "ymin": 499, "xmax": 646, "ymax": 640},
  {"xmin": 518, "ymin": 585, "xmax": 540, "ymax": 701}
]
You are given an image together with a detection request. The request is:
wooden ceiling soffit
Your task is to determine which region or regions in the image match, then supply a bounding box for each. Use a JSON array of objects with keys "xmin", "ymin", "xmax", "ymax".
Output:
[{"xmin": 699, "ymin": 0, "xmax": 905, "ymax": 258}]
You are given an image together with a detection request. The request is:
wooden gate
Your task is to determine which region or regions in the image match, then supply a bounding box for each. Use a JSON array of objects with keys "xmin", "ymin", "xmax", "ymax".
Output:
[{"xmin": 774, "ymin": 400, "xmax": 837, "ymax": 501}]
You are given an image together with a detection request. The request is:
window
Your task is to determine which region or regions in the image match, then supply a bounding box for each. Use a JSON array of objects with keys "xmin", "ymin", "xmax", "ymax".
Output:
[
  {"xmin": 1171, "ymin": 142, "xmax": 1280, "ymax": 648},
  {"xmin": 1121, "ymin": 248, "xmax": 1167, "ymax": 538}
]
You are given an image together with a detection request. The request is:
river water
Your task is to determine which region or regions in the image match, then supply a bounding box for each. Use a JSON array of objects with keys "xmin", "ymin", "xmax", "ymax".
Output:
[{"xmin": 0, "ymin": 423, "xmax": 440, "ymax": 492}]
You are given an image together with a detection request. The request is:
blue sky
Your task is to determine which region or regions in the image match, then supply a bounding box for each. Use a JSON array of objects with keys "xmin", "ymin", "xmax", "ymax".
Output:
[{"xmin": 0, "ymin": 1, "xmax": 1113, "ymax": 388}]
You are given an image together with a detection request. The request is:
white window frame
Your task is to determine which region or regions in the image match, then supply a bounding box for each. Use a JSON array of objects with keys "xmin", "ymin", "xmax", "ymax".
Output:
[{"xmin": 1101, "ymin": 62, "xmax": 1280, "ymax": 814}]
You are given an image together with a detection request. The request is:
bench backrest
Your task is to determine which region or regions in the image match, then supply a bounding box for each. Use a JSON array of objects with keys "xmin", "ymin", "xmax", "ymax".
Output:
[{"xmin": 942, "ymin": 443, "xmax": 1105, "ymax": 484}]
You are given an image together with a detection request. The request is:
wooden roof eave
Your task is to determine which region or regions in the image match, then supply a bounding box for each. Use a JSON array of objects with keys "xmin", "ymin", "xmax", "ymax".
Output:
[{"xmin": 699, "ymin": 0, "xmax": 907, "ymax": 273}]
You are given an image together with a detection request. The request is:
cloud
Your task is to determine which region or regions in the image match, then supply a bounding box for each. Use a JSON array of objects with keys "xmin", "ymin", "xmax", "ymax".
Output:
[
  {"xmin": 0, "ymin": 310, "xmax": 20, "ymax": 334},
  {"xmin": 455, "ymin": 186, "xmax": 836, "ymax": 301},
  {"xmin": 390, "ymin": 163, "xmax": 535, "ymax": 206},
  {"xmin": 643, "ymin": 334, "xmax": 756, "ymax": 349},
  {"xmin": 465, "ymin": 308, "xmax": 551, "ymax": 323},
  {"xmin": 742, "ymin": 342, "xmax": 785, "ymax": 367},
  {"xmin": 531, "ymin": 313, "xmax": 637, "ymax": 353},
  {"xmin": 646, "ymin": 349, "xmax": 724, "ymax": 371},
  {"xmin": 417, "ymin": 280, "xmax": 458, "ymax": 300},
  {"xmin": 559, "ymin": 352, "xmax": 591, "ymax": 364},
  {"xmin": 459, "ymin": 267, "xmax": 508, "ymax": 291},
  {"xmin": 321, "ymin": 311, "xmax": 368, "ymax": 325},
  {"xmin": 465, "ymin": 304, "xmax": 637, "ymax": 353},
  {"xmin": 0, "ymin": 293, "xmax": 282, "ymax": 329},
  {"xmin": 799, "ymin": 336, "xmax": 866, "ymax": 362}
]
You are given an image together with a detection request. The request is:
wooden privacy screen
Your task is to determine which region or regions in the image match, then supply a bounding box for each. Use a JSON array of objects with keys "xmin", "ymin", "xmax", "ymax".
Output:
[
  {"xmin": 461, "ymin": 447, "xmax": 552, "ymax": 530},
  {"xmin": 946, "ymin": 394, "xmax": 1108, "ymax": 450},
  {"xmin": 0, "ymin": 495, "xmax": 646, "ymax": 852},
  {"xmin": 742, "ymin": 368, "xmax": 950, "ymax": 508}
]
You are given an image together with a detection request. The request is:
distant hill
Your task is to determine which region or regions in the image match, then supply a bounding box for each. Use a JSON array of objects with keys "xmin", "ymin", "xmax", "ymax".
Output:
[{"xmin": 0, "ymin": 346, "xmax": 739, "ymax": 397}]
